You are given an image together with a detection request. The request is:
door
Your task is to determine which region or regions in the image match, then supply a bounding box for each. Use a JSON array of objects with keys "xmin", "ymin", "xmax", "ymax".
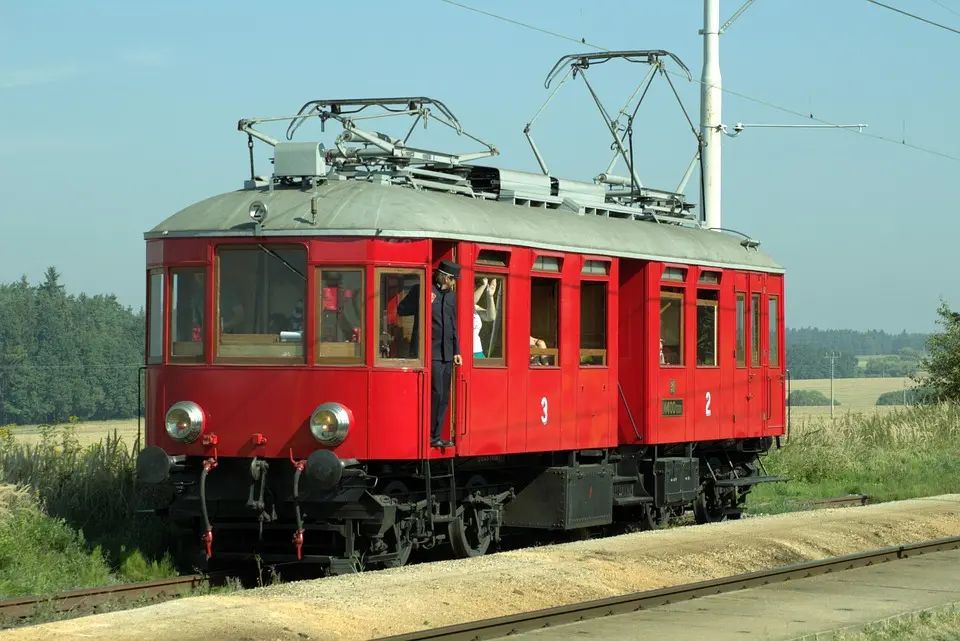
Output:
[
  {"xmin": 765, "ymin": 277, "xmax": 785, "ymax": 434},
  {"xmin": 732, "ymin": 273, "xmax": 750, "ymax": 438},
  {"xmin": 747, "ymin": 273, "xmax": 767, "ymax": 434}
]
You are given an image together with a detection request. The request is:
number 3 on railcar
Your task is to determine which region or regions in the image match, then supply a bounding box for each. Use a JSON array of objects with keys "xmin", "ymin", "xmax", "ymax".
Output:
[{"xmin": 134, "ymin": 93, "xmax": 787, "ymax": 575}]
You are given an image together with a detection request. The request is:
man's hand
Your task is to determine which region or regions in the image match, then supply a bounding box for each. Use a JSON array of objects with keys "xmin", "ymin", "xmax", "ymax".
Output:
[{"xmin": 454, "ymin": 355, "xmax": 462, "ymax": 366}]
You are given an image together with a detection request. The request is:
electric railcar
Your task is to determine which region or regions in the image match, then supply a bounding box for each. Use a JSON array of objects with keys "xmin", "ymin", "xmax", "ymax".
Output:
[{"xmin": 135, "ymin": 94, "xmax": 787, "ymax": 574}]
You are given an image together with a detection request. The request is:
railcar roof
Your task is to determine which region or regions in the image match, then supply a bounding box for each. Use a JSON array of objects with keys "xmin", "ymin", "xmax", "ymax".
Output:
[{"xmin": 146, "ymin": 180, "xmax": 782, "ymax": 273}]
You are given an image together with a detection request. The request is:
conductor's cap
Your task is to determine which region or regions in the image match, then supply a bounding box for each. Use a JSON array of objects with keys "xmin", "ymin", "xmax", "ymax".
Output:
[{"xmin": 437, "ymin": 260, "xmax": 461, "ymax": 279}]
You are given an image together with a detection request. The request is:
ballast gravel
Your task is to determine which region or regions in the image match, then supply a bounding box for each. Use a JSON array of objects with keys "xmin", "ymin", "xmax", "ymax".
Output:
[{"xmin": 4, "ymin": 494, "xmax": 959, "ymax": 641}]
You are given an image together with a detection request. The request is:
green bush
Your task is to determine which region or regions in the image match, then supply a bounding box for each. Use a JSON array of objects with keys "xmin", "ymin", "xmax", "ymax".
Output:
[
  {"xmin": 787, "ymin": 389, "xmax": 839, "ymax": 406},
  {"xmin": 0, "ymin": 423, "xmax": 175, "ymax": 590}
]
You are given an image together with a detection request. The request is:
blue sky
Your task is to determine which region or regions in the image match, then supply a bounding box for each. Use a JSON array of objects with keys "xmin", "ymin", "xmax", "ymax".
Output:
[{"xmin": 1, "ymin": 0, "xmax": 957, "ymax": 332}]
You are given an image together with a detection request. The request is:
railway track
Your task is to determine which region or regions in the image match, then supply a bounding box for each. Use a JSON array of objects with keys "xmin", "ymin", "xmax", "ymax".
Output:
[
  {"xmin": 376, "ymin": 534, "xmax": 960, "ymax": 641},
  {"xmin": 0, "ymin": 493, "xmax": 874, "ymax": 624},
  {"xmin": 0, "ymin": 572, "xmax": 232, "ymax": 622}
]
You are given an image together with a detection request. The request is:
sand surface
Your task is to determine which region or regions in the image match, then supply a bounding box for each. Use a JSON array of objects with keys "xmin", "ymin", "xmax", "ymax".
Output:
[{"xmin": 5, "ymin": 495, "xmax": 959, "ymax": 641}]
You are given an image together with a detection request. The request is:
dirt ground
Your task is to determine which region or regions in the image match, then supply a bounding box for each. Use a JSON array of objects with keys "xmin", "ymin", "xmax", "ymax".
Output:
[{"xmin": 5, "ymin": 495, "xmax": 959, "ymax": 641}]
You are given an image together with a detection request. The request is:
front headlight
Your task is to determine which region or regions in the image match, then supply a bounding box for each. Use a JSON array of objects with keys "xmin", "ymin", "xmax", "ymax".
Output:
[
  {"xmin": 165, "ymin": 401, "xmax": 204, "ymax": 443},
  {"xmin": 309, "ymin": 402, "xmax": 351, "ymax": 445}
]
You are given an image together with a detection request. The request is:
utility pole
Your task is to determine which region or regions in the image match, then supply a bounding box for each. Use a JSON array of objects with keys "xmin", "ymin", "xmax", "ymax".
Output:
[
  {"xmin": 700, "ymin": 0, "xmax": 722, "ymax": 231},
  {"xmin": 825, "ymin": 351, "xmax": 840, "ymax": 419}
]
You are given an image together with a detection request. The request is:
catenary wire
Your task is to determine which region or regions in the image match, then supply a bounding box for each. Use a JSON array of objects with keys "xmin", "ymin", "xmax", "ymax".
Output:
[
  {"xmin": 863, "ymin": 0, "xmax": 960, "ymax": 35},
  {"xmin": 927, "ymin": 0, "xmax": 960, "ymax": 19},
  {"xmin": 436, "ymin": 0, "xmax": 960, "ymax": 163}
]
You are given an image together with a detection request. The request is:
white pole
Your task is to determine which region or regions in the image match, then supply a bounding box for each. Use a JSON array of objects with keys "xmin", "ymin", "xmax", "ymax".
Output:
[{"xmin": 700, "ymin": 0, "xmax": 722, "ymax": 230}]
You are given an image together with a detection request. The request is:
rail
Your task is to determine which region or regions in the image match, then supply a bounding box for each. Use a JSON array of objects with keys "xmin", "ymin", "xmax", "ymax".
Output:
[
  {"xmin": 374, "ymin": 535, "xmax": 960, "ymax": 641},
  {"xmin": 0, "ymin": 493, "xmax": 875, "ymax": 624},
  {"xmin": 0, "ymin": 573, "xmax": 225, "ymax": 621}
]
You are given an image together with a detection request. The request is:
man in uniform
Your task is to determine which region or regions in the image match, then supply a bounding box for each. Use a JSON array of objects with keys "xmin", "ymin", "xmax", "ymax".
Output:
[{"xmin": 398, "ymin": 260, "xmax": 462, "ymax": 448}]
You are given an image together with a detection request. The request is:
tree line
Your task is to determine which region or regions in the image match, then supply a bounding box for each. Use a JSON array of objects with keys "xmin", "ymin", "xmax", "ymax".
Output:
[
  {"xmin": 0, "ymin": 268, "xmax": 144, "ymax": 426},
  {"xmin": 785, "ymin": 328, "xmax": 928, "ymax": 380}
]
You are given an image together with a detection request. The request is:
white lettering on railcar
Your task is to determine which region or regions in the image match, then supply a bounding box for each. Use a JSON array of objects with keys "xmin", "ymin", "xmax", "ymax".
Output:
[
  {"xmin": 541, "ymin": 397, "xmax": 549, "ymax": 425},
  {"xmin": 705, "ymin": 391, "xmax": 712, "ymax": 417}
]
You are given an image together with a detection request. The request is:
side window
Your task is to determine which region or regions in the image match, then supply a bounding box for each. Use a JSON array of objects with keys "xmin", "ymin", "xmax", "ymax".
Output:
[
  {"xmin": 216, "ymin": 246, "xmax": 307, "ymax": 363},
  {"xmin": 579, "ymin": 281, "xmax": 607, "ymax": 366},
  {"xmin": 696, "ymin": 290, "xmax": 718, "ymax": 367},
  {"xmin": 751, "ymin": 293, "xmax": 761, "ymax": 367},
  {"xmin": 659, "ymin": 286, "xmax": 684, "ymax": 366},
  {"xmin": 769, "ymin": 295, "xmax": 779, "ymax": 368},
  {"xmin": 530, "ymin": 276, "xmax": 559, "ymax": 367},
  {"xmin": 170, "ymin": 268, "xmax": 205, "ymax": 363},
  {"xmin": 316, "ymin": 269, "xmax": 364, "ymax": 364},
  {"xmin": 377, "ymin": 269, "xmax": 423, "ymax": 365},
  {"xmin": 147, "ymin": 269, "xmax": 164, "ymax": 364},
  {"xmin": 735, "ymin": 292, "xmax": 746, "ymax": 367},
  {"xmin": 473, "ymin": 273, "xmax": 505, "ymax": 365}
]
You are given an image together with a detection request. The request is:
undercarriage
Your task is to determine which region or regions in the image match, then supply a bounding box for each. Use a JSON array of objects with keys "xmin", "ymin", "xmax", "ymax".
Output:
[{"xmin": 137, "ymin": 437, "xmax": 783, "ymax": 575}]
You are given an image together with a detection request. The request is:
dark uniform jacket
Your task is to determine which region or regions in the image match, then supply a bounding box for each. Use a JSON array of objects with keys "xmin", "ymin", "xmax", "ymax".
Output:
[{"xmin": 397, "ymin": 282, "xmax": 460, "ymax": 362}]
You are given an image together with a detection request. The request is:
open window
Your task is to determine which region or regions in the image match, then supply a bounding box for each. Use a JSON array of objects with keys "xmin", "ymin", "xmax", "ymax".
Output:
[
  {"xmin": 316, "ymin": 268, "xmax": 364, "ymax": 364},
  {"xmin": 216, "ymin": 245, "xmax": 307, "ymax": 363},
  {"xmin": 660, "ymin": 286, "xmax": 684, "ymax": 366},
  {"xmin": 530, "ymin": 276, "xmax": 559, "ymax": 367},
  {"xmin": 169, "ymin": 267, "xmax": 205, "ymax": 363},
  {"xmin": 377, "ymin": 268, "xmax": 424, "ymax": 366},
  {"xmin": 147, "ymin": 269, "xmax": 164, "ymax": 365},
  {"xmin": 580, "ymin": 281, "xmax": 607, "ymax": 366},
  {"xmin": 473, "ymin": 272, "xmax": 505, "ymax": 365},
  {"xmin": 696, "ymin": 290, "xmax": 718, "ymax": 367}
]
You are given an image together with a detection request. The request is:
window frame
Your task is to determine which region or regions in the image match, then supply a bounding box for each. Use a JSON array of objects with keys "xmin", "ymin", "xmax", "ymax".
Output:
[
  {"xmin": 695, "ymin": 290, "xmax": 719, "ymax": 368},
  {"xmin": 374, "ymin": 266, "xmax": 425, "ymax": 369},
  {"xmin": 768, "ymin": 294, "xmax": 780, "ymax": 368},
  {"xmin": 147, "ymin": 268, "xmax": 164, "ymax": 365},
  {"xmin": 578, "ymin": 256, "xmax": 611, "ymax": 368},
  {"xmin": 735, "ymin": 291, "xmax": 746, "ymax": 368},
  {"xmin": 473, "ymin": 269, "xmax": 508, "ymax": 368},
  {"xmin": 168, "ymin": 266, "xmax": 207, "ymax": 364},
  {"xmin": 751, "ymin": 292, "xmax": 762, "ymax": 367},
  {"xmin": 659, "ymin": 285, "xmax": 685, "ymax": 367},
  {"xmin": 213, "ymin": 244, "xmax": 309, "ymax": 366},
  {"xmin": 530, "ymin": 252, "xmax": 563, "ymax": 368},
  {"xmin": 315, "ymin": 266, "xmax": 365, "ymax": 366}
]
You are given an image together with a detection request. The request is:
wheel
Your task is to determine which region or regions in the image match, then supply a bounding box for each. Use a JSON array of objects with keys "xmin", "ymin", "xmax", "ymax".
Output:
[
  {"xmin": 379, "ymin": 480, "xmax": 415, "ymax": 569},
  {"xmin": 448, "ymin": 475, "xmax": 492, "ymax": 558},
  {"xmin": 693, "ymin": 490, "xmax": 727, "ymax": 524}
]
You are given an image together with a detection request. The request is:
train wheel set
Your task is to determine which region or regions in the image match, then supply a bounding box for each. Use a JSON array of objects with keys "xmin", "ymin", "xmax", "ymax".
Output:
[{"xmin": 136, "ymin": 51, "xmax": 788, "ymax": 576}]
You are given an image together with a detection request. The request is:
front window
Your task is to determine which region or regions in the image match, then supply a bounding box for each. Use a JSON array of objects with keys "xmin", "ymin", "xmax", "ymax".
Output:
[
  {"xmin": 216, "ymin": 246, "xmax": 307, "ymax": 362},
  {"xmin": 170, "ymin": 268, "xmax": 205, "ymax": 362},
  {"xmin": 147, "ymin": 270, "xmax": 163, "ymax": 364},
  {"xmin": 316, "ymin": 268, "xmax": 364, "ymax": 364},
  {"xmin": 378, "ymin": 269, "xmax": 424, "ymax": 365},
  {"xmin": 769, "ymin": 295, "xmax": 779, "ymax": 368}
]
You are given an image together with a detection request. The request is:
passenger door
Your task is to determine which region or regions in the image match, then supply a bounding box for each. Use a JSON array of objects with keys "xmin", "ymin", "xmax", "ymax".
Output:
[
  {"xmin": 764, "ymin": 277, "xmax": 785, "ymax": 434},
  {"xmin": 747, "ymin": 273, "xmax": 766, "ymax": 434}
]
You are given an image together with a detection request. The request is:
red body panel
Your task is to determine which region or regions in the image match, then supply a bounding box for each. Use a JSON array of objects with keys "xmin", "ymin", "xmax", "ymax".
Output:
[{"xmin": 145, "ymin": 234, "xmax": 785, "ymax": 460}]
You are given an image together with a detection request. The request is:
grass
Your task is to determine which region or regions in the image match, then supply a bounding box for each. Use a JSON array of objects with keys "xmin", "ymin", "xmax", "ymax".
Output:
[
  {"xmin": 749, "ymin": 402, "xmax": 960, "ymax": 512},
  {"xmin": 832, "ymin": 605, "xmax": 960, "ymax": 640},
  {"xmin": 0, "ymin": 422, "xmax": 177, "ymax": 598}
]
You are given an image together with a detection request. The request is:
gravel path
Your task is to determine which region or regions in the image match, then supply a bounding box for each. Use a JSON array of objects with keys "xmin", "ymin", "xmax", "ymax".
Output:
[{"xmin": 5, "ymin": 495, "xmax": 959, "ymax": 641}]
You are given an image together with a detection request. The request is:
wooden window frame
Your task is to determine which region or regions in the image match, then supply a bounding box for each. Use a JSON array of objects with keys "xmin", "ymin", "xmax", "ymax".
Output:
[
  {"xmin": 768, "ymin": 294, "xmax": 780, "ymax": 368},
  {"xmin": 751, "ymin": 292, "xmax": 761, "ymax": 367},
  {"xmin": 168, "ymin": 266, "xmax": 206, "ymax": 364},
  {"xmin": 530, "ymin": 272, "xmax": 561, "ymax": 368},
  {"xmin": 579, "ymin": 279, "xmax": 609, "ymax": 368},
  {"xmin": 374, "ymin": 266, "xmax": 425, "ymax": 369},
  {"xmin": 147, "ymin": 268, "xmax": 164, "ymax": 365},
  {"xmin": 695, "ymin": 290, "xmax": 719, "ymax": 368},
  {"xmin": 473, "ymin": 270, "xmax": 507, "ymax": 368},
  {"xmin": 735, "ymin": 291, "xmax": 746, "ymax": 368},
  {"xmin": 213, "ymin": 245, "xmax": 309, "ymax": 366},
  {"xmin": 659, "ymin": 286, "xmax": 685, "ymax": 367},
  {"xmin": 315, "ymin": 266, "xmax": 365, "ymax": 366}
]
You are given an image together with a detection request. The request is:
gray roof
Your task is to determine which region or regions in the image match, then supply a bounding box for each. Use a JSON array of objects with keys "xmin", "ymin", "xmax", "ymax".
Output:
[{"xmin": 146, "ymin": 180, "xmax": 783, "ymax": 273}]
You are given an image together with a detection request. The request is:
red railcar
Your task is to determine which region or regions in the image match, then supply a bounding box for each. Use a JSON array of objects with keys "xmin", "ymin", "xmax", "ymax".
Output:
[{"xmin": 136, "ymin": 91, "xmax": 786, "ymax": 574}]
